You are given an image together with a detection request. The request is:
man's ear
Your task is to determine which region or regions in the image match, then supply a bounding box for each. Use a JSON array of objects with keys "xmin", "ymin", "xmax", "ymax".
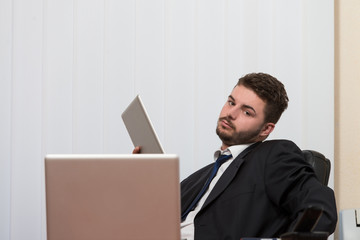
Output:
[{"xmin": 260, "ymin": 123, "xmax": 275, "ymax": 137}]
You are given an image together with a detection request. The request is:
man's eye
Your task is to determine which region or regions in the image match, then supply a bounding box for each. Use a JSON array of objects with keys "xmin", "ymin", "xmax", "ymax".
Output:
[
  {"xmin": 244, "ymin": 111, "xmax": 252, "ymax": 116},
  {"xmin": 228, "ymin": 101, "xmax": 235, "ymax": 106}
]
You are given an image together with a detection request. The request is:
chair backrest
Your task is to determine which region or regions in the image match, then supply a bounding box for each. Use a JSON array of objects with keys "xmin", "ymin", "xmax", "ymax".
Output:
[{"xmin": 302, "ymin": 150, "xmax": 331, "ymax": 186}]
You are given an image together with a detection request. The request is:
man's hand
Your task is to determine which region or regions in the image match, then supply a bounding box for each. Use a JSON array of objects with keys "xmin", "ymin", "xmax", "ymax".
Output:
[{"xmin": 132, "ymin": 146, "xmax": 141, "ymax": 154}]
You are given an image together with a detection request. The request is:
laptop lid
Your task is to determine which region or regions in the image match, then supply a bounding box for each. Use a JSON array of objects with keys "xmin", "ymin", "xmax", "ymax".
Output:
[
  {"xmin": 45, "ymin": 154, "xmax": 180, "ymax": 240},
  {"xmin": 121, "ymin": 95, "xmax": 164, "ymax": 153}
]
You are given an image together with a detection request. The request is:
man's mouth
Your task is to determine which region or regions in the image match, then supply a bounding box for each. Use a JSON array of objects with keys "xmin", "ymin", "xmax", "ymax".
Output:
[{"xmin": 219, "ymin": 118, "xmax": 234, "ymax": 129}]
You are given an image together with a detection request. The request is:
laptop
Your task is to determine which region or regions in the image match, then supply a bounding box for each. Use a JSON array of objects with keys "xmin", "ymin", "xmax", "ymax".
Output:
[
  {"xmin": 121, "ymin": 95, "xmax": 165, "ymax": 153},
  {"xmin": 45, "ymin": 154, "xmax": 180, "ymax": 240}
]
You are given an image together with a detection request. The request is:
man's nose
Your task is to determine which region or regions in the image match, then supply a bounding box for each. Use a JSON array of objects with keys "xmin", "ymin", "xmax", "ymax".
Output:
[{"xmin": 227, "ymin": 108, "xmax": 238, "ymax": 120}]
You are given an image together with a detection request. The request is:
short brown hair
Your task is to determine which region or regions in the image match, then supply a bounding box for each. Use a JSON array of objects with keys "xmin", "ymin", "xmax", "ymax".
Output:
[{"xmin": 237, "ymin": 72, "xmax": 289, "ymax": 124}]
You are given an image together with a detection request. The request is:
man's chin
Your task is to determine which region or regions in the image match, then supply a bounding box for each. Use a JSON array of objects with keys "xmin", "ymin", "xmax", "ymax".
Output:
[
  {"xmin": 217, "ymin": 125, "xmax": 233, "ymax": 133},
  {"xmin": 216, "ymin": 130, "xmax": 233, "ymax": 143}
]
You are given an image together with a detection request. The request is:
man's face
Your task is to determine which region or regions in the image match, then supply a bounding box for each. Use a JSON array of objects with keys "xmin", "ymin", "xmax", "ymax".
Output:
[{"xmin": 216, "ymin": 85, "xmax": 273, "ymax": 149}]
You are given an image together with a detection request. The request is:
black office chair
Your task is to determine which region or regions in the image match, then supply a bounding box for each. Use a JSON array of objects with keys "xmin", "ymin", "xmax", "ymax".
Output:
[
  {"xmin": 279, "ymin": 151, "xmax": 332, "ymax": 240},
  {"xmin": 302, "ymin": 150, "xmax": 331, "ymax": 186}
]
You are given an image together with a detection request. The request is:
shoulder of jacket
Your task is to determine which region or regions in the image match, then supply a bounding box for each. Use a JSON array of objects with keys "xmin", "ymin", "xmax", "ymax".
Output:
[
  {"xmin": 261, "ymin": 139, "xmax": 297, "ymax": 146},
  {"xmin": 253, "ymin": 139, "xmax": 301, "ymax": 154}
]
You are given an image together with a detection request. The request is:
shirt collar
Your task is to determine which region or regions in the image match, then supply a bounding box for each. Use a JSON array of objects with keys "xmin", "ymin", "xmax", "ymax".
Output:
[{"xmin": 214, "ymin": 144, "xmax": 252, "ymax": 161}]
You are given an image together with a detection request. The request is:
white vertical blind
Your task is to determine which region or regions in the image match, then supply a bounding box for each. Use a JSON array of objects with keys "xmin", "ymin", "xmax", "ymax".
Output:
[
  {"xmin": 164, "ymin": 0, "xmax": 196, "ymax": 177},
  {"xmin": 10, "ymin": 0, "xmax": 43, "ymax": 239},
  {"xmin": 0, "ymin": 0, "xmax": 12, "ymax": 239},
  {"xmin": 301, "ymin": 0, "xmax": 335, "ymax": 185},
  {"xmin": 0, "ymin": 0, "xmax": 334, "ymax": 239},
  {"xmin": 103, "ymin": 0, "xmax": 135, "ymax": 153},
  {"xmin": 43, "ymin": 0, "xmax": 74, "ymax": 154},
  {"xmin": 73, "ymin": 0, "xmax": 105, "ymax": 153}
]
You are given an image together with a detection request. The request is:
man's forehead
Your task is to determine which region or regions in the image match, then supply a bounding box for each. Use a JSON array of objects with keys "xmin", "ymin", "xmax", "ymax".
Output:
[
  {"xmin": 229, "ymin": 85, "xmax": 267, "ymax": 110},
  {"xmin": 230, "ymin": 85, "xmax": 259, "ymax": 100}
]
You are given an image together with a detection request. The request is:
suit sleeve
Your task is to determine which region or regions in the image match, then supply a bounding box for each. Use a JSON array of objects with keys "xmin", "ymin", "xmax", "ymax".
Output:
[{"xmin": 262, "ymin": 140, "xmax": 337, "ymax": 234}]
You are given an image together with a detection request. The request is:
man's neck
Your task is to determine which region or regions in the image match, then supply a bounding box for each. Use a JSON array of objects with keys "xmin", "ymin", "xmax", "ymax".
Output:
[{"xmin": 220, "ymin": 144, "xmax": 229, "ymax": 151}]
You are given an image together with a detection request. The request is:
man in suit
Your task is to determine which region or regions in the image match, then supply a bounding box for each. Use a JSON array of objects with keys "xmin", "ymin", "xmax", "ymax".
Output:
[
  {"xmin": 134, "ymin": 73, "xmax": 337, "ymax": 240},
  {"xmin": 179, "ymin": 73, "xmax": 337, "ymax": 239}
]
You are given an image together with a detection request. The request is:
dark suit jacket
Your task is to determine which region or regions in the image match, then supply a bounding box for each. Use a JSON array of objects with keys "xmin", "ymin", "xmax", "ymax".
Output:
[{"xmin": 181, "ymin": 140, "xmax": 337, "ymax": 240}]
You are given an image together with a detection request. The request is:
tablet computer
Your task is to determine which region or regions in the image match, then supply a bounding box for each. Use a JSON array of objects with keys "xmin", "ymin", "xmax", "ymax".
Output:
[{"xmin": 121, "ymin": 95, "xmax": 164, "ymax": 153}]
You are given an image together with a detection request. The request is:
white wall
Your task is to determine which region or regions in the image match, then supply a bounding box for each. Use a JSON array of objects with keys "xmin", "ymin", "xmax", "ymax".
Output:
[
  {"xmin": 0, "ymin": 0, "xmax": 334, "ymax": 239},
  {"xmin": 335, "ymin": 0, "xmax": 360, "ymax": 232}
]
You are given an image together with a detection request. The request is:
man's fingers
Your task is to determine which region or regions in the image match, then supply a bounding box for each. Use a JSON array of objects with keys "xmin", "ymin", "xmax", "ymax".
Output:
[{"xmin": 132, "ymin": 146, "xmax": 141, "ymax": 154}]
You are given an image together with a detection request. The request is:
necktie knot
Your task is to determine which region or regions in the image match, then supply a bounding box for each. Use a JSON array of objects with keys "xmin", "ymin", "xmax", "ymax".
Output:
[
  {"xmin": 216, "ymin": 154, "xmax": 232, "ymax": 166},
  {"xmin": 211, "ymin": 154, "xmax": 232, "ymax": 178}
]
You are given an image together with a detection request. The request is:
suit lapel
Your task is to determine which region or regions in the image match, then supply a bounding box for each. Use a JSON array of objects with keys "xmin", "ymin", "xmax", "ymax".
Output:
[
  {"xmin": 201, "ymin": 142, "xmax": 261, "ymax": 210},
  {"xmin": 181, "ymin": 164, "xmax": 213, "ymax": 211}
]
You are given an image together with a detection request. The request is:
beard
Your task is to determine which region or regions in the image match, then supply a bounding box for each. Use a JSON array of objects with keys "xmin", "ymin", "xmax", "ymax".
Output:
[{"xmin": 216, "ymin": 116, "xmax": 263, "ymax": 146}]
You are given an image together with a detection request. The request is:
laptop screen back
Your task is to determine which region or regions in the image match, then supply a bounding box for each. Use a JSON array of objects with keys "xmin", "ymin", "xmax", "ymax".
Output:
[{"xmin": 45, "ymin": 154, "xmax": 180, "ymax": 240}]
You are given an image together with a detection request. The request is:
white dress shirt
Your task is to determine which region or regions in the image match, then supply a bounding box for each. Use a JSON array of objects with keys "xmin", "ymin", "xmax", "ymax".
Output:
[{"xmin": 180, "ymin": 144, "xmax": 251, "ymax": 240}]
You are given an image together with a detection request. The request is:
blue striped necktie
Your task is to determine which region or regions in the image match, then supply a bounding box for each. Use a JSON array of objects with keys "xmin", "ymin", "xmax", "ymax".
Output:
[{"xmin": 181, "ymin": 154, "xmax": 233, "ymax": 221}]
